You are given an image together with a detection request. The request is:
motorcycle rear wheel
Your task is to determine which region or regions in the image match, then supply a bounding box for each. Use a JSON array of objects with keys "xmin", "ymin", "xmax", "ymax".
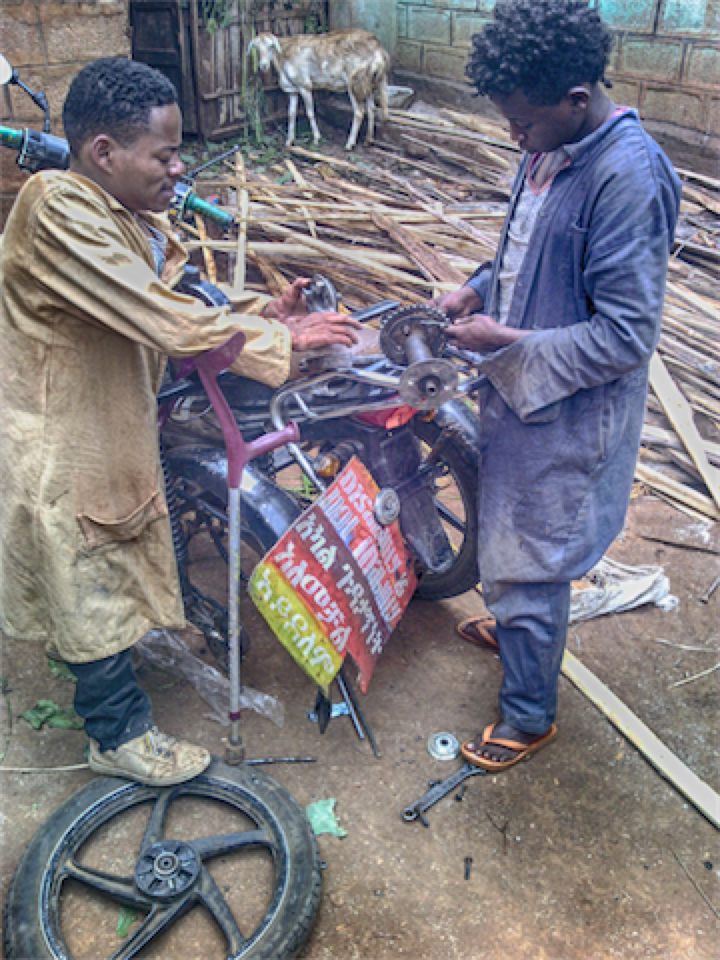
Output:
[{"xmin": 4, "ymin": 760, "xmax": 321, "ymax": 960}]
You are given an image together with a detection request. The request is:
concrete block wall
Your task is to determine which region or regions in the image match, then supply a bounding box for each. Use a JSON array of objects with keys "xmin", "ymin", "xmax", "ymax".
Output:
[
  {"xmin": 395, "ymin": 0, "xmax": 720, "ymax": 139},
  {"xmin": 0, "ymin": 0, "xmax": 130, "ymax": 130},
  {"xmin": 0, "ymin": 1, "xmax": 130, "ymax": 223}
]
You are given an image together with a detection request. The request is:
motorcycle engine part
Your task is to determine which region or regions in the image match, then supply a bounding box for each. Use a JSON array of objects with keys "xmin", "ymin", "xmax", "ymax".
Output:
[
  {"xmin": 427, "ymin": 731, "xmax": 461, "ymax": 761},
  {"xmin": 399, "ymin": 357, "xmax": 458, "ymax": 411},
  {"xmin": 374, "ymin": 487, "xmax": 401, "ymax": 526},
  {"xmin": 379, "ymin": 304, "xmax": 449, "ymax": 365},
  {"xmin": 4, "ymin": 760, "xmax": 322, "ymax": 960},
  {"xmin": 380, "ymin": 305, "xmax": 458, "ymax": 410},
  {"xmin": 302, "ymin": 274, "xmax": 338, "ymax": 313}
]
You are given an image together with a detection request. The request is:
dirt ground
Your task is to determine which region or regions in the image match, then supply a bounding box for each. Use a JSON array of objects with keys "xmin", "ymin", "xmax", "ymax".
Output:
[{"xmin": 1, "ymin": 495, "xmax": 718, "ymax": 959}]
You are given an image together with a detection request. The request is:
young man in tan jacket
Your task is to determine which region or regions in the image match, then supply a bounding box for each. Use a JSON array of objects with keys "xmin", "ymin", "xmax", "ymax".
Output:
[{"xmin": 0, "ymin": 57, "xmax": 360, "ymax": 785}]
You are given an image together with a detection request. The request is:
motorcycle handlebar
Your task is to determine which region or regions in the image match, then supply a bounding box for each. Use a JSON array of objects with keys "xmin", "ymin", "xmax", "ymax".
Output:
[
  {"xmin": 0, "ymin": 123, "xmax": 234, "ymax": 229},
  {"xmin": 183, "ymin": 190, "xmax": 235, "ymax": 230},
  {"xmin": 0, "ymin": 125, "xmax": 23, "ymax": 149}
]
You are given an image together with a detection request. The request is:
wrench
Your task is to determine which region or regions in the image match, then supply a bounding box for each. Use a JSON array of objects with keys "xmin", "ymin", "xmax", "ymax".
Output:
[{"xmin": 402, "ymin": 762, "xmax": 486, "ymax": 826}]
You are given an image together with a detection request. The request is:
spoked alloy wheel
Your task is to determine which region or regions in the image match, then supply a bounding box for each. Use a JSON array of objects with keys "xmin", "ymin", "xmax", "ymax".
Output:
[{"xmin": 4, "ymin": 760, "xmax": 321, "ymax": 960}]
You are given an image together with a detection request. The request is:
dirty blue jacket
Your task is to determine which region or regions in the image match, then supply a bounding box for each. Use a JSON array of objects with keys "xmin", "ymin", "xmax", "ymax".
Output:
[{"xmin": 465, "ymin": 110, "xmax": 681, "ymax": 591}]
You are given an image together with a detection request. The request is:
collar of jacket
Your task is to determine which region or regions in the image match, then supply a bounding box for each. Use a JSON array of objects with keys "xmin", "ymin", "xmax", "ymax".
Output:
[
  {"xmin": 64, "ymin": 171, "xmax": 189, "ymax": 285},
  {"xmin": 560, "ymin": 108, "xmax": 640, "ymax": 169}
]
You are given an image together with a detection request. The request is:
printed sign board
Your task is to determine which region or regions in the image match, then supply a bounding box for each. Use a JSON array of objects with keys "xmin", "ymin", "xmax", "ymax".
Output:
[{"xmin": 249, "ymin": 458, "xmax": 417, "ymax": 693}]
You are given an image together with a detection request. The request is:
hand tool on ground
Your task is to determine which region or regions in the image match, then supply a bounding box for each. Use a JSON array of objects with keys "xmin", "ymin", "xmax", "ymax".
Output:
[{"xmin": 402, "ymin": 761, "xmax": 486, "ymax": 826}]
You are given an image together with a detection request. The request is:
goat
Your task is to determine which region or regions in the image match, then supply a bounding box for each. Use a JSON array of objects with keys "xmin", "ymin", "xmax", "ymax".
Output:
[{"xmin": 248, "ymin": 29, "xmax": 390, "ymax": 151}]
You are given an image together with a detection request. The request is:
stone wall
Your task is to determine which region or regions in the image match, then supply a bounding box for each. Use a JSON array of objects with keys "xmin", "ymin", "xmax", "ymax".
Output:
[
  {"xmin": 394, "ymin": 0, "xmax": 720, "ymax": 169},
  {"xmin": 0, "ymin": 0, "xmax": 130, "ymax": 220}
]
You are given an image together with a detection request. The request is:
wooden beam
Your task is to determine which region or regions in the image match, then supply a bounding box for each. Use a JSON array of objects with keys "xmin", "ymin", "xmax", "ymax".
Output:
[
  {"xmin": 562, "ymin": 651, "xmax": 720, "ymax": 830},
  {"xmin": 649, "ymin": 352, "xmax": 720, "ymax": 512}
]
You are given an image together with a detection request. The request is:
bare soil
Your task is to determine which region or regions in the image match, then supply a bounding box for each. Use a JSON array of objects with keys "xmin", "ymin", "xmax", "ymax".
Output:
[{"xmin": 1, "ymin": 495, "xmax": 719, "ymax": 959}]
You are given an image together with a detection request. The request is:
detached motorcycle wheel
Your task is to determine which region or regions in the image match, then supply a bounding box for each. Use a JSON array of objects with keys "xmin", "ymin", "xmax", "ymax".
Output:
[
  {"xmin": 4, "ymin": 760, "xmax": 321, "ymax": 960},
  {"xmin": 412, "ymin": 415, "xmax": 479, "ymax": 601}
]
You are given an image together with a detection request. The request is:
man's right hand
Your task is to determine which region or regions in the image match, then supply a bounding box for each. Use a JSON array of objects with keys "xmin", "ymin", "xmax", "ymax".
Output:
[
  {"xmin": 289, "ymin": 312, "xmax": 362, "ymax": 352},
  {"xmin": 433, "ymin": 285, "xmax": 484, "ymax": 320}
]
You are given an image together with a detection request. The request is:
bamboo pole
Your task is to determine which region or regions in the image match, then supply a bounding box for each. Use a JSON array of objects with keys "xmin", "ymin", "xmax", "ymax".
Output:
[
  {"xmin": 234, "ymin": 150, "xmax": 248, "ymax": 292},
  {"xmin": 193, "ymin": 213, "xmax": 217, "ymax": 285}
]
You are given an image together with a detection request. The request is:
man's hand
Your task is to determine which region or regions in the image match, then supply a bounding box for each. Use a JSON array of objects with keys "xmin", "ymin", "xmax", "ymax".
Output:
[
  {"xmin": 447, "ymin": 314, "xmax": 531, "ymax": 352},
  {"xmin": 290, "ymin": 312, "xmax": 362, "ymax": 352},
  {"xmin": 432, "ymin": 285, "xmax": 483, "ymax": 320},
  {"xmin": 263, "ymin": 278, "xmax": 311, "ymax": 322}
]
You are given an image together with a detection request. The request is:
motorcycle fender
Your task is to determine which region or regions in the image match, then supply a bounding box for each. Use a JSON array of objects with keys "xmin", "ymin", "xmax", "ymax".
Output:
[{"xmin": 165, "ymin": 446, "xmax": 302, "ymax": 554}]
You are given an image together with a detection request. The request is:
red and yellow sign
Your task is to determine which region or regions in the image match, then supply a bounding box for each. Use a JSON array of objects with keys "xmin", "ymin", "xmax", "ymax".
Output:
[{"xmin": 249, "ymin": 458, "xmax": 416, "ymax": 692}]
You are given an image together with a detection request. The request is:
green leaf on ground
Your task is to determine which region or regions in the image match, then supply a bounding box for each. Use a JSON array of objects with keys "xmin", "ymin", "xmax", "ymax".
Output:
[
  {"xmin": 116, "ymin": 906, "xmax": 137, "ymax": 938},
  {"xmin": 305, "ymin": 797, "xmax": 347, "ymax": 837},
  {"xmin": 47, "ymin": 658, "xmax": 77, "ymax": 682},
  {"xmin": 20, "ymin": 700, "xmax": 84, "ymax": 730}
]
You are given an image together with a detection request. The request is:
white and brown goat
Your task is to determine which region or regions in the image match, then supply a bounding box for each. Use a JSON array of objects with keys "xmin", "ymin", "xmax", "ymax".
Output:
[{"xmin": 247, "ymin": 29, "xmax": 390, "ymax": 151}]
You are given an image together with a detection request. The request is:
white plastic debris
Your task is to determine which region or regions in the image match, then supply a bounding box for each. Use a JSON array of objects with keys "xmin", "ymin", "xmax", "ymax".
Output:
[
  {"xmin": 570, "ymin": 557, "xmax": 677, "ymax": 623},
  {"xmin": 137, "ymin": 629, "xmax": 284, "ymax": 728}
]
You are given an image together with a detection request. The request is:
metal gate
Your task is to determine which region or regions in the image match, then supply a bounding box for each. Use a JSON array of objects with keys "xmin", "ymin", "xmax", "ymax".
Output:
[{"xmin": 130, "ymin": 0, "xmax": 329, "ymax": 140}]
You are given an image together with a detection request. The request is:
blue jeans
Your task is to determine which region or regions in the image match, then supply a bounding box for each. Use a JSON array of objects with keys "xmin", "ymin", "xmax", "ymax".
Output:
[
  {"xmin": 483, "ymin": 581, "xmax": 571, "ymax": 735},
  {"xmin": 69, "ymin": 650, "xmax": 153, "ymax": 751}
]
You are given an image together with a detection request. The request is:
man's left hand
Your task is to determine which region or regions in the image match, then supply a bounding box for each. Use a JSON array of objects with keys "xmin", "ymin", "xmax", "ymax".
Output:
[
  {"xmin": 263, "ymin": 278, "xmax": 311, "ymax": 322},
  {"xmin": 447, "ymin": 314, "xmax": 531, "ymax": 352}
]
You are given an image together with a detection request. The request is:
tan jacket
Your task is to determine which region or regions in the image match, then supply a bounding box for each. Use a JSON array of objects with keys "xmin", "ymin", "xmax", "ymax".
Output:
[{"xmin": 0, "ymin": 170, "xmax": 292, "ymax": 662}]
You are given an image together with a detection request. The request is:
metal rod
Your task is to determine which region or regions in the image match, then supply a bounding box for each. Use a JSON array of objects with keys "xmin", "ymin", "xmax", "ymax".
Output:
[
  {"xmin": 338, "ymin": 667, "xmax": 382, "ymax": 758},
  {"xmin": 228, "ymin": 486, "xmax": 242, "ymax": 746},
  {"xmin": 335, "ymin": 672, "xmax": 365, "ymax": 741}
]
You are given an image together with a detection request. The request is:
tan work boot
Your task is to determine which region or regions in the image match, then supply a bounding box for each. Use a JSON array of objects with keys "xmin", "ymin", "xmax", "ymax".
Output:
[{"xmin": 88, "ymin": 727, "xmax": 211, "ymax": 786}]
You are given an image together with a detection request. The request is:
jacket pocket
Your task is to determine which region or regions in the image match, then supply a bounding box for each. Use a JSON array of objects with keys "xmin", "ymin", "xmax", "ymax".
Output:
[{"xmin": 77, "ymin": 490, "xmax": 168, "ymax": 549}]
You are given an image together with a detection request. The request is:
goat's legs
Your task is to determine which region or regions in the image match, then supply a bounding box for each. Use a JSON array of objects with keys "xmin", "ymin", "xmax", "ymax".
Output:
[
  {"xmin": 365, "ymin": 96, "xmax": 376, "ymax": 145},
  {"xmin": 299, "ymin": 87, "xmax": 322, "ymax": 144},
  {"xmin": 345, "ymin": 88, "xmax": 364, "ymax": 151},
  {"xmin": 286, "ymin": 92, "xmax": 299, "ymax": 147}
]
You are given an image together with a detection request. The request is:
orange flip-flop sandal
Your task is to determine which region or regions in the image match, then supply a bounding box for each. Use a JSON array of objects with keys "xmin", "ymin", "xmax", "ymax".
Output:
[
  {"xmin": 461, "ymin": 722, "xmax": 558, "ymax": 772},
  {"xmin": 456, "ymin": 616, "xmax": 499, "ymax": 650}
]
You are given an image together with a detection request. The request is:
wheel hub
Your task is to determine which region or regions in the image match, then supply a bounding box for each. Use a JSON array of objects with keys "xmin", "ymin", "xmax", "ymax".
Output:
[{"xmin": 134, "ymin": 840, "xmax": 200, "ymax": 900}]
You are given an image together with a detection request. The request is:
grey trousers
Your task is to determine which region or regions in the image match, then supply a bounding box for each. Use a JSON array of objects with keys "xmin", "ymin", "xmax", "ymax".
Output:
[{"xmin": 484, "ymin": 581, "xmax": 571, "ymax": 735}]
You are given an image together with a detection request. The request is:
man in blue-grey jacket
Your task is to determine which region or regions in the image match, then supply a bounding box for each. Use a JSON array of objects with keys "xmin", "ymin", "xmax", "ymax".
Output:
[{"xmin": 438, "ymin": 0, "xmax": 682, "ymax": 771}]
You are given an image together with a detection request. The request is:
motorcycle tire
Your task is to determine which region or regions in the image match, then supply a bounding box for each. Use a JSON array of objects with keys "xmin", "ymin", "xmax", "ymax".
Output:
[
  {"xmin": 411, "ymin": 416, "xmax": 480, "ymax": 601},
  {"xmin": 4, "ymin": 760, "xmax": 321, "ymax": 960}
]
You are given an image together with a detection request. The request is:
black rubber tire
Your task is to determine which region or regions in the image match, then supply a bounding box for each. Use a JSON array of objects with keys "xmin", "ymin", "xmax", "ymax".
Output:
[
  {"xmin": 4, "ymin": 759, "xmax": 321, "ymax": 960},
  {"xmin": 411, "ymin": 416, "xmax": 480, "ymax": 601}
]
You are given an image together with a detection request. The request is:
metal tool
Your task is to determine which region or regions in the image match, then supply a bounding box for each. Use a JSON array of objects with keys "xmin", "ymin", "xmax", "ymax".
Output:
[
  {"xmin": 699, "ymin": 572, "xmax": 720, "ymax": 604},
  {"xmin": 244, "ymin": 756, "xmax": 317, "ymax": 766},
  {"xmin": 402, "ymin": 761, "xmax": 486, "ymax": 826}
]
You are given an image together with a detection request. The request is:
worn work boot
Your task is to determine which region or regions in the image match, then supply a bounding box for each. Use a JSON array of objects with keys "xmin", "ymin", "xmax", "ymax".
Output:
[{"xmin": 88, "ymin": 727, "xmax": 211, "ymax": 786}]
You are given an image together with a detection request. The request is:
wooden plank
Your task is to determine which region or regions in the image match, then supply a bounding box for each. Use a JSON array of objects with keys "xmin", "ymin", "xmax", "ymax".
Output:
[
  {"xmin": 284, "ymin": 159, "xmax": 317, "ymax": 240},
  {"xmin": 635, "ymin": 462, "xmax": 720, "ymax": 520},
  {"xmin": 650, "ymin": 352, "xmax": 720, "ymax": 512},
  {"xmin": 561, "ymin": 651, "xmax": 720, "ymax": 830}
]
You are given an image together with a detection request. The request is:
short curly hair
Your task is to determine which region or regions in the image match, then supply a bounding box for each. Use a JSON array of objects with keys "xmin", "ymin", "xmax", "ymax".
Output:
[
  {"xmin": 63, "ymin": 57, "xmax": 178, "ymax": 154},
  {"xmin": 466, "ymin": 0, "xmax": 614, "ymax": 105}
]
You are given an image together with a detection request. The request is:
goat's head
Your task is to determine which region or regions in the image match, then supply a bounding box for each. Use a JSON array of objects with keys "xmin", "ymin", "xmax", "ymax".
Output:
[{"xmin": 247, "ymin": 33, "xmax": 281, "ymax": 73}]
